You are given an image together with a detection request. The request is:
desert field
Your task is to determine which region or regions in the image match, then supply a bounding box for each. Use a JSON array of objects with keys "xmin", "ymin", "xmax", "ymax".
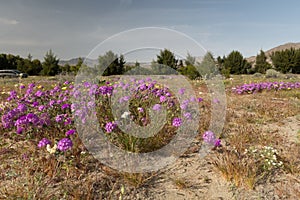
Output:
[{"xmin": 0, "ymin": 74, "xmax": 299, "ymax": 199}]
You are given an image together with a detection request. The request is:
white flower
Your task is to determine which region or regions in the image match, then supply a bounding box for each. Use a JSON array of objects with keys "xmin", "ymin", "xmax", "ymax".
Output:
[
  {"xmin": 46, "ymin": 144, "xmax": 57, "ymax": 154},
  {"xmin": 121, "ymin": 111, "xmax": 131, "ymax": 119}
]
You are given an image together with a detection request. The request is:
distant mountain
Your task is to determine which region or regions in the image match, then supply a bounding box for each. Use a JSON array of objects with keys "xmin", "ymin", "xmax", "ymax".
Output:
[
  {"xmin": 59, "ymin": 57, "xmax": 97, "ymax": 67},
  {"xmin": 247, "ymin": 42, "xmax": 300, "ymax": 64}
]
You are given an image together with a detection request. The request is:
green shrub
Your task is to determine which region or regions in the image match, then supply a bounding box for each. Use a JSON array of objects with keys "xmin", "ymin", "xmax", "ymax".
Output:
[{"xmin": 265, "ymin": 69, "xmax": 281, "ymax": 78}]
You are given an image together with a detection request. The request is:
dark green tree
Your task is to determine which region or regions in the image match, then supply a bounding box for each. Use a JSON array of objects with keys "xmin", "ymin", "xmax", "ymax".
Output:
[
  {"xmin": 271, "ymin": 48, "xmax": 300, "ymax": 74},
  {"xmin": 156, "ymin": 49, "xmax": 178, "ymax": 70},
  {"xmin": 41, "ymin": 50, "xmax": 60, "ymax": 76},
  {"xmin": 178, "ymin": 64, "xmax": 200, "ymax": 80},
  {"xmin": 223, "ymin": 50, "xmax": 250, "ymax": 74},
  {"xmin": 30, "ymin": 59, "xmax": 43, "ymax": 75},
  {"xmin": 254, "ymin": 50, "xmax": 271, "ymax": 73},
  {"xmin": 98, "ymin": 51, "xmax": 125, "ymax": 76}
]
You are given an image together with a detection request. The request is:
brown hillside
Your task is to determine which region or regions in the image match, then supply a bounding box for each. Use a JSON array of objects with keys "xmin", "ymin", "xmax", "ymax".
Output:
[{"xmin": 247, "ymin": 42, "xmax": 300, "ymax": 64}]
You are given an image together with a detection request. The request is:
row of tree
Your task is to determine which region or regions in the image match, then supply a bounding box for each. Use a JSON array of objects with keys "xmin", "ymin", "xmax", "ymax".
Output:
[
  {"xmin": 0, "ymin": 50, "xmax": 61, "ymax": 76},
  {"xmin": 0, "ymin": 47, "xmax": 299, "ymax": 77},
  {"xmin": 271, "ymin": 48, "xmax": 300, "ymax": 74}
]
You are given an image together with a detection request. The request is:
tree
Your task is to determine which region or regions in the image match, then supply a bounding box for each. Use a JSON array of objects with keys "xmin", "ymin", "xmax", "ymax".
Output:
[
  {"xmin": 271, "ymin": 48, "xmax": 300, "ymax": 74},
  {"xmin": 177, "ymin": 53, "xmax": 199, "ymax": 79},
  {"xmin": 196, "ymin": 52, "xmax": 217, "ymax": 78},
  {"xmin": 29, "ymin": 59, "xmax": 43, "ymax": 75},
  {"xmin": 185, "ymin": 52, "xmax": 195, "ymax": 66},
  {"xmin": 223, "ymin": 50, "xmax": 250, "ymax": 74},
  {"xmin": 156, "ymin": 49, "xmax": 178, "ymax": 70},
  {"xmin": 98, "ymin": 51, "xmax": 125, "ymax": 76},
  {"xmin": 178, "ymin": 64, "xmax": 200, "ymax": 80},
  {"xmin": 254, "ymin": 50, "xmax": 271, "ymax": 73},
  {"xmin": 41, "ymin": 50, "xmax": 60, "ymax": 76}
]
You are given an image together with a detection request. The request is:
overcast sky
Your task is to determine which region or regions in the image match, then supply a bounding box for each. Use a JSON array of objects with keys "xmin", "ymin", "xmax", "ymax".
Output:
[{"xmin": 1, "ymin": 0, "xmax": 300, "ymax": 61}]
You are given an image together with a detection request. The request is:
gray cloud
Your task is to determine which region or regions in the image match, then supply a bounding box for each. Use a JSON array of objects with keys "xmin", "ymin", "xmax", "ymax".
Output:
[{"xmin": 0, "ymin": 17, "xmax": 19, "ymax": 25}]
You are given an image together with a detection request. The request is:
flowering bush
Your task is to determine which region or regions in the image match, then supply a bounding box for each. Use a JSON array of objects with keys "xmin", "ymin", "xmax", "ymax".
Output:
[
  {"xmin": 232, "ymin": 81, "xmax": 300, "ymax": 94},
  {"xmin": 202, "ymin": 130, "xmax": 221, "ymax": 147},
  {"xmin": 0, "ymin": 77, "xmax": 203, "ymax": 154},
  {"xmin": 1, "ymin": 81, "xmax": 75, "ymax": 154},
  {"xmin": 244, "ymin": 146, "xmax": 283, "ymax": 171}
]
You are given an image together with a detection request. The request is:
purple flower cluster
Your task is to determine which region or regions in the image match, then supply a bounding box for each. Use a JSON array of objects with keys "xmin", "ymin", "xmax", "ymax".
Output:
[
  {"xmin": 152, "ymin": 104, "xmax": 162, "ymax": 111},
  {"xmin": 172, "ymin": 117, "xmax": 182, "ymax": 127},
  {"xmin": 38, "ymin": 138, "xmax": 51, "ymax": 148},
  {"xmin": 202, "ymin": 131, "xmax": 221, "ymax": 147},
  {"xmin": 105, "ymin": 122, "xmax": 117, "ymax": 133},
  {"xmin": 0, "ymin": 81, "xmax": 75, "ymax": 150},
  {"xmin": 66, "ymin": 129, "xmax": 76, "ymax": 136},
  {"xmin": 232, "ymin": 81, "xmax": 300, "ymax": 95},
  {"xmin": 57, "ymin": 138, "xmax": 73, "ymax": 151},
  {"xmin": 0, "ymin": 77, "xmax": 205, "ymax": 154}
]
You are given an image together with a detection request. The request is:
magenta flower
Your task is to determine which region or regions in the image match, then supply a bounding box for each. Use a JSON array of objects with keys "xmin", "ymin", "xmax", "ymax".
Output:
[
  {"xmin": 61, "ymin": 104, "xmax": 70, "ymax": 110},
  {"xmin": 184, "ymin": 112, "xmax": 192, "ymax": 120},
  {"xmin": 38, "ymin": 105, "xmax": 46, "ymax": 111},
  {"xmin": 66, "ymin": 129, "xmax": 76, "ymax": 136},
  {"xmin": 55, "ymin": 114, "xmax": 65, "ymax": 123},
  {"xmin": 105, "ymin": 122, "xmax": 117, "ymax": 133},
  {"xmin": 38, "ymin": 138, "xmax": 51, "ymax": 148},
  {"xmin": 16, "ymin": 126, "xmax": 24, "ymax": 134},
  {"xmin": 197, "ymin": 98, "xmax": 203, "ymax": 102},
  {"xmin": 214, "ymin": 139, "xmax": 221, "ymax": 147},
  {"xmin": 57, "ymin": 138, "xmax": 73, "ymax": 151},
  {"xmin": 17, "ymin": 103, "xmax": 27, "ymax": 113},
  {"xmin": 32, "ymin": 101, "xmax": 39, "ymax": 107},
  {"xmin": 202, "ymin": 131, "xmax": 221, "ymax": 147},
  {"xmin": 203, "ymin": 131, "xmax": 216, "ymax": 144},
  {"xmin": 64, "ymin": 117, "xmax": 72, "ymax": 125},
  {"xmin": 172, "ymin": 117, "xmax": 182, "ymax": 127},
  {"xmin": 152, "ymin": 104, "xmax": 162, "ymax": 111},
  {"xmin": 160, "ymin": 96, "xmax": 167, "ymax": 103},
  {"xmin": 137, "ymin": 107, "xmax": 144, "ymax": 113},
  {"xmin": 35, "ymin": 90, "xmax": 44, "ymax": 97},
  {"xmin": 178, "ymin": 88, "xmax": 185, "ymax": 95}
]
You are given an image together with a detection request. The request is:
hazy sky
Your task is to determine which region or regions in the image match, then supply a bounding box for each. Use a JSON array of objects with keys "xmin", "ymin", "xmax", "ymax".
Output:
[{"xmin": 1, "ymin": 0, "xmax": 300, "ymax": 61}]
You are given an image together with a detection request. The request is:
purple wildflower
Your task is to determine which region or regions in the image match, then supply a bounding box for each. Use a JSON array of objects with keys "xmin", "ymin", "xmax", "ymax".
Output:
[
  {"xmin": 35, "ymin": 90, "xmax": 44, "ymax": 97},
  {"xmin": 160, "ymin": 96, "xmax": 167, "ymax": 103},
  {"xmin": 172, "ymin": 117, "xmax": 182, "ymax": 127},
  {"xmin": 49, "ymin": 100, "xmax": 56, "ymax": 107},
  {"xmin": 66, "ymin": 129, "xmax": 76, "ymax": 136},
  {"xmin": 184, "ymin": 112, "xmax": 192, "ymax": 120},
  {"xmin": 203, "ymin": 131, "xmax": 221, "ymax": 147},
  {"xmin": 213, "ymin": 98, "xmax": 220, "ymax": 104},
  {"xmin": 105, "ymin": 122, "xmax": 117, "ymax": 133},
  {"xmin": 26, "ymin": 113, "xmax": 39, "ymax": 125},
  {"xmin": 16, "ymin": 126, "xmax": 24, "ymax": 134},
  {"xmin": 57, "ymin": 138, "xmax": 73, "ymax": 151},
  {"xmin": 197, "ymin": 98, "xmax": 203, "ymax": 102},
  {"xmin": 152, "ymin": 104, "xmax": 162, "ymax": 111},
  {"xmin": 38, "ymin": 138, "xmax": 51, "ymax": 148},
  {"xmin": 202, "ymin": 131, "xmax": 216, "ymax": 145},
  {"xmin": 55, "ymin": 114, "xmax": 65, "ymax": 123},
  {"xmin": 38, "ymin": 105, "xmax": 46, "ymax": 111},
  {"xmin": 214, "ymin": 139, "xmax": 221, "ymax": 147},
  {"xmin": 178, "ymin": 88, "xmax": 185, "ymax": 95},
  {"xmin": 137, "ymin": 107, "xmax": 144, "ymax": 113},
  {"xmin": 17, "ymin": 103, "xmax": 27, "ymax": 113},
  {"xmin": 119, "ymin": 96, "xmax": 130, "ymax": 103},
  {"xmin": 61, "ymin": 104, "xmax": 70, "ymax": 110},
  {"xmin": 64, "ymin": 117, "xmax": 72, "ymax": 125},
  {"xmin": 32, "ymin": 101, "xmax": 39, "ymax": 107}
]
